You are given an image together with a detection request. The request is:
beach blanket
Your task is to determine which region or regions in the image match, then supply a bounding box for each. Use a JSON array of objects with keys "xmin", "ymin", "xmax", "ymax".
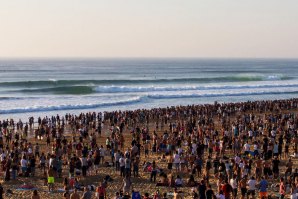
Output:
[{"xmin": 57, "ymin": 188, "xmax": 74, "ymax": 193}]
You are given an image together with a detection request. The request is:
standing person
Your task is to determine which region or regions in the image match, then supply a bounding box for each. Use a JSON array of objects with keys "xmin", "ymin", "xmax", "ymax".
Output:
[
  {"xmin": 81, "ymin": 155, "xmax": 88, "ymax": 177},
  {"xmin": 133, "ymin": 157, "xmax": 140, "ymax": 177},
  {"xmin": 114, "ymin": 150, "xmax": 121, "ymax": 171},
  {"xmin": 4, "ymin": 156, "xmax": 11, "ymax": 181},
  {"xmin": 124, "ymin": 156, "xmax": 131, "ymax": 177},
  {"xmin": 119, "ymin": 155, "xmax": 125, "ymax": 177},
  {"xmin": 96, "ymin": 183, "xmax": 106, "ymax": 199},
  {"xmin": 122, "ymin": 175, "xmax": 133, "ymax": 196},
  {"xmin": 0, "ymin": 183, "xmax": 3, "ymax": 199},
  {"xmin": 279, "ymin": 178, "xmax": 286, "ymax": 199},
  {"xmin": 229, "ymin": 175, "xmax": 238, "ymax": 199},
  {"xmin": 239, "ymin": 176, "xmax": 247, "ymax": 199},
  {"xmin": 47, "ymin": 166, "xmax": 55, "ymax": 192},
  {"xmin": 205, "ymin": 184, "xmax": 215, "ymax": 199},
  {"xmin": 197, "ymin": 180, "xmax": 206, "ymax": 199},
  {"xmin": 173, "ymin": 151, "xmax": 180, "ymax": 173},
  {"xmin": 247, "ymin": 176, "xmax": 257, "ymax": 199},
  {"xmin": 221, "ymin": 179, "xmax": 232, "ymax": 199},
  {"xmin": 20, "ymin": 155, "xmax": 28, "ymax": 176},
  {"xmin": 272, "ymin": 156, "xmax": 280, "ymax": 179},
  {"xmin": 259, "ymin": 176, "xmax": 268, "ymax": 199},
  {"xmin": 150, "ymin": 161, "xmax": 157, "ymax": 183}
]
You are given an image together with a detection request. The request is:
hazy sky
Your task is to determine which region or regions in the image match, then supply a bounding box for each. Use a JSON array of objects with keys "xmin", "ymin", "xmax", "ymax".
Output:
[{"xmin": 0, "ymin": 0, "xmax": 298, "ymax": 58}]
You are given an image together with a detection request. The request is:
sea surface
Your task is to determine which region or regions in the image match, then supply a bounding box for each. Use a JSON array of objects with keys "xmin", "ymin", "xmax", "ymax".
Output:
[{"xmin": 0, "ymin": 58, "xmax": 298, "ymax": 121}]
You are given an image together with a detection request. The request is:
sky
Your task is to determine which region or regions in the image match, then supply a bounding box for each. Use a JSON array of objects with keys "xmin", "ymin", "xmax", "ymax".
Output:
[{"xmin": 0, "ymin": 0, "xmax": 298, "ymax": 58}]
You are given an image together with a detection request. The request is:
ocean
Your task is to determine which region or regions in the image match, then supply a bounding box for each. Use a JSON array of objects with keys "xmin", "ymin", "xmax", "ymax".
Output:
[{"xmin": 0, "ymin": 58, "xmax": 298, "ymax": 121}]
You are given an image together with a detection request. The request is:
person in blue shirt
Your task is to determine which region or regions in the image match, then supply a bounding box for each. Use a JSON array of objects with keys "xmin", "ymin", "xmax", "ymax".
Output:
[
  {"xmin": 259, "ymin": 176, "xmax": 268, "ymax": 199},
  {"xmin": 132, "ymin": 190, "xmax": 141, "ymax": 199}
]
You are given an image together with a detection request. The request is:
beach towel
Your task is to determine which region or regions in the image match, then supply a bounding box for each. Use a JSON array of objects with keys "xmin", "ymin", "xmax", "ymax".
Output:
[{"xmin": 16, "ymin": 184, "xmax": 37, "ymax": 191}]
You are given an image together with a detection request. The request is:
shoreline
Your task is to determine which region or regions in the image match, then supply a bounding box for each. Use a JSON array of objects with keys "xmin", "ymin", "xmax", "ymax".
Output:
[{"xmin": 2, "ymin": 96, "xmax": 298, "ymax": 122}]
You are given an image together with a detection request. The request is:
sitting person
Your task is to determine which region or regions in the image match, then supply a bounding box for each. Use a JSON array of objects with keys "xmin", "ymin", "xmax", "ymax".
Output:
[
  {"xmin": 74, "ymin": 178, "xmax": 83, "ymax": 191},
  {"xmin": 187, "ymin": 174, "xmax": 197, "ymax": 187},
  {"xmin": 175, "ymin": 175, "xmax": 183, "ymax": 187},
  {"xmin": 156, "ymin": 172, "xmax": 169, "ymax": 186}
]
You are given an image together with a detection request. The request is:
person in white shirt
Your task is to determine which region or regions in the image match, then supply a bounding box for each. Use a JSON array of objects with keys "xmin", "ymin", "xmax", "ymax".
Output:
[
  {"xmin": 248, "ymin": 130, "xmax": 253, "ymax": 140},
  {"xmin": 20, "ymin": 156, "xmax": 28, "ymax": 175},
  {"xmin": 273, "ymin": 142, "xmax": 279, "ymax": 157},
  {"xmin": 119, "ymin": 155, "xmax": 125, "ymax": 177},
  {"xmin": 173, "ymin": 151, "xmax": 180, "ymax": 172},
  {"xmin": 230, "ymin": 175, "xmax": 238, "ymax": 198},
  {"xmin": 0, "ymin": 152, "xmax": 6, "ymax": 162},
  {"xmin": 247, "ymin": 176, "xmax": 257, "ymax": 198},
  {"xmin": 253, "ymin": 143, "xmax": 259, "ymax": 157},
  {"xmin": 234, "ymin": 155, "xmax": 241, "ymax": 165},
  {"xmin": 243, "ymin": 142, "xmax": 250, "ymax": 156}
]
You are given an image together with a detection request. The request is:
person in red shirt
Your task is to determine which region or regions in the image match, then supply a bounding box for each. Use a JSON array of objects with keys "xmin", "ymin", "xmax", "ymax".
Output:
[
  {"xmin": 221, "ymin": 179, "xmax": 232, "ymax": 199},
  {"xmin": 279, "ymin": 178, "xmax": 286, "ymax": 199},
  {"xmin": 143, "ymin": 193, "xmax": 150, "ymax": 199}
]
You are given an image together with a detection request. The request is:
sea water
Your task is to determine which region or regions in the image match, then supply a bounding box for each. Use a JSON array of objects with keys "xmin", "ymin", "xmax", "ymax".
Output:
[{"xmin": 0, "ymin": 58, "xmax": 298, "ymax": 121}]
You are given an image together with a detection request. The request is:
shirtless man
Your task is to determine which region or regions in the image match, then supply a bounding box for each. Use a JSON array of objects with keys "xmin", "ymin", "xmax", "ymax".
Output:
[
  {"xmin": 47, "ymin": 166, "xmax": 55, "ymax": 192},
  {"xmin": 70, "ymin": 189, "xmax": 80, "ymax": 199},
  {"xmin": 255, "ymin": 157, "xmax": 263, "ymax": 180},
  {"xmin": 239, "ymin": 176, "xmax": 247, "ymax": 199}
]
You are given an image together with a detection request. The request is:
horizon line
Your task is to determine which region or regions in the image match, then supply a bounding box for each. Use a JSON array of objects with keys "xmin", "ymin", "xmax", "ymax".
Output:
[{"xmin": 0, "ymin": 56, "xmax": 298, "ymax": 60}]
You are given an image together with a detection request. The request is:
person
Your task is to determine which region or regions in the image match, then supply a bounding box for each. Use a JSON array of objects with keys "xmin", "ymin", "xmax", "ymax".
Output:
[
  {"xmin": 70, "ymin": 189, "xmax": 80, "ymax": 199},
  {"xmin": 153, "ymin": 189, "xmax": 161, "ymax": 199},
  {"xmin": 96, "ymin": 183, "xmax": 106, "ymax": 199},
  {"xmin": 187, "ymin": 174, "xmax": 196, "ymax": 187},
  {"xmin": 122, "ymin": 175, "xmax": 133, "ymax": 195},
  {"xmin": 143, "ymin": 193, "xmax": 150, "ymax": 199},
  {"xmin": 279, "ymin": 178, "xmax": 286, "ymax": 199},
  {"xmin": 20, "ymin": 155, "xmax": 28, "ymax": 176},
  {"xmin": 216, "ymin": 190, "xmax": 225, "ymax": 199},
  {"xmin": 0, "ymin": 183, "xmax": 3, "ymax": 199},
  {"xmin": 239, "ymin": 176, "xmax": 247, "ymax": 199},
  {"xmin": 63, "ymin": 189, "xmax": 71, "ymax": 199},
  {"xmin": 191, "ymin": 187, "xmax": 199, "ymax": 199},
  {"xmin": 31, "ymin": 190, "xmax": 41, "ymax": 199},
  {"xmin": 272, "ymin": 156, "xmax": 280, "ymax": 178},
  {"xmin": 81, "ymin": 187, "xmax": 92, "ymax": 199},
  {"xmin": 113, "ymin": 192, "xmax": 121, "ymax": 199},
  {"xmin": 259, "ymin": 176, "xmax": 268, "ymax": 199},
  {"xmin": 173, "ymin": 187, "xmax": 183, "ymax": 199},
  {"xmin": 221, "ymin": 179, "xmax": 232, "ymax": 199},
  {"xmin": 197, "ymin": 180, "xmax": 206, "ymax": 199},
  {"xmin": 205, "ymin": 184, "xmax": 215, "ymax": 199},
  {"xmin": 247, "ymin": 176, "xmax": 256, "ymax": 199},
  {"xmin": 175, "ymin": 175, "xmax": 183, "ymax": 187},
  {"xmin": 162, "ymin": 192, "xmax": 168, "ymax": 199},
  {"xmin": 150, "ymin": 161, "xmax": 157, "ymax": 182},
  {"xmin": 229, "ymin": 175, "xmax": 237, "ymax": 199},
  {"xmin": 47, "ymin": 166, "xmax": 55, "ymax": 192},
  {"xmin": 132, "ymin": 190, "xmax": 141, "ymax": 199}
]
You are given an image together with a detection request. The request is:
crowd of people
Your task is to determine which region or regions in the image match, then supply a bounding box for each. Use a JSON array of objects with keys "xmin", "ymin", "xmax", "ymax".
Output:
[{"xmin": 0, "ymin": 98, "xmax": 298, "ymax": 198}]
